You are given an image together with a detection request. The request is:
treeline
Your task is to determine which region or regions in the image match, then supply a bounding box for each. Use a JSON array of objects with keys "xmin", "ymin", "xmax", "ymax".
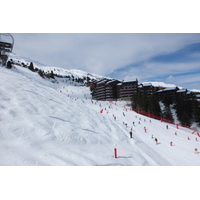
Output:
[
  {"xmin": 132, "ymin": 92, "xmax": 161, "ymax": 117},
  {"xmin": 5, "ymin": 60, "xmax": 92, "ymax": 85},
  {"xmin": 28, "ymin": 62, "xmax": 93, "ymax": 84},
  {"xmin": 132, "ymin": 91, "xmax": 200, "ymax": 127}
]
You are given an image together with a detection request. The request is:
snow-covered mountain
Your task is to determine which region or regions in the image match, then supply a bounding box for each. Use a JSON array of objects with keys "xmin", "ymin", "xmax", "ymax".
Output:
[
  {"xmin": 0, "ymin": 58, "xmax": 200, "ymax": 166},
  {"xmin": 8, "ymin": 53, "xmax": 106, "ymax": 83}
]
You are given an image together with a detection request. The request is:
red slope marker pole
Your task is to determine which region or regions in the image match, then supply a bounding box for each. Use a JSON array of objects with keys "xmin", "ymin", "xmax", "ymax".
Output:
[{"xmin": 114, "ymin": 145, "xmax": 117, "ymax": 158}]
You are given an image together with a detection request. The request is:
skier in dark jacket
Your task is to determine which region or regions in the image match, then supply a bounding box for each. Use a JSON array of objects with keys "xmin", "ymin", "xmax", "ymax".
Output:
[
  {"xmin": 155, "ymin": 138, "xmax": 158, "ymax": 144},
  {"xmin": 129, "ymin": 129, "xmax": 132, "ymax": 138}
]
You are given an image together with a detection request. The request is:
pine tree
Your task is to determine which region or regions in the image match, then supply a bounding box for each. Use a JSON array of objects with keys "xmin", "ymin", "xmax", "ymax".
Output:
[
  {"xmin": 195, "ymin": 107, "xmax": 200, "ymax": 127},
  {"xmin": 6, "ymin": 60, "xmax": 12, "ymax": 69},
  {"xmin": 28, "ymin": 62, "xmax": 34, "ymax": 72},
  {"xmin": 38, "ymin": 70, "xmax": 44, "ymax": 78},
  {"xmin": 148, "ymin": 93, "xmax": 161, "ymax": 117},
  {"xmin": 131, "ymin": 92, "xmax": 138, "ymax": 109},
  {"xmin": 174, "ymin": 95, "xmax": 192, "ymax": 127},
  {"xmin": 162, "ymin": 94, "xmax": 173, "ymax": 107},
  {"xmin": 49, "ymin": 70, "xmax": 55, "ymax": 79},
  {"xmin": 181, "ymin": 111, "xmax": 191, "ymax": 127},
  {"xmin": 162, "ymin": 106, "xmax": 174, "ymax": 122}
]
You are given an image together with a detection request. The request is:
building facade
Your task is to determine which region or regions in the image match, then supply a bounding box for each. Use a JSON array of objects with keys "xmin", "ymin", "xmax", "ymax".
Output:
[{"xmin": 117, "ymin": 80, "xmax": 138, "ymax": 100}]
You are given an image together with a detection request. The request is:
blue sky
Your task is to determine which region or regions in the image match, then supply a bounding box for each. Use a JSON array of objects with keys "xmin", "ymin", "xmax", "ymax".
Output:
[
  {"xmin": 10, "ymin": 33, "xmax": 200, "ymax": 90},
  {"xmin": 108, "ymin": 40, "xmax": 200, "ymax": 89}
]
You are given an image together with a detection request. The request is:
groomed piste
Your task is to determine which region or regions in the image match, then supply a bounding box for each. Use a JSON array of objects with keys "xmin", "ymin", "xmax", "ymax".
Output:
[{"xmin": 0, "ymin": 64, "xmax": 200, "ymax": 166}]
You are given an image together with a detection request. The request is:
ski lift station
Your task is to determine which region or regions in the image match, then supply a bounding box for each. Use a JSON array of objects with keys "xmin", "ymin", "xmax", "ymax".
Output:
[{"xmin": 0, "ymin": 33, "xmax": 14, "ymax": 65}]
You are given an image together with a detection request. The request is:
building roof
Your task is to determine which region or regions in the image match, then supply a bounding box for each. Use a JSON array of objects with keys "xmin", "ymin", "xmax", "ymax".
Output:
[
  {"xmin": 142, "ymin": 83, "xmax": 152, "ymax": 87},
  {"xmin": 157, "ymin": 87, "xmax": 177, "ymax": 93},
  {"xmin": 105, "ymin": 80, "xmax": 121, "ymax": 85},
  {"xmin": 176, "ymin": 89, "xmax": 187, "ymax": 93}
]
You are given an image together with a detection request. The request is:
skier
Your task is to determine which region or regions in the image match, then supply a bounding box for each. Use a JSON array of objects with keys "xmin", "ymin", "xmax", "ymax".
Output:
[
  {"xmin": 175, "ymin": 132, "xmax": 177, "ymax": 136},
  {"xmin": 166, "ymin": 125, "xmax": 168, "ymax": 129},
  {"xmin": 144, "ymin": 126, "xmax": 147, "ymax": 132},
  {"xmin": 151, "ymin": 134, "xmax": 154, "ymax": 139},
  {"xmin": 170, "ymin": 141, "xmax": 173, "ymax": 146},
  {"xmin": 155, "ymin": 138, "xmax": 158, "ymax": 144},
  {"xmin": 188, "ymin": 137, "xmax": 190, "ymax": 140},
  {"xmin": 129, "ymin": 129, "xmax": 132, "ymax": 138},
  {"xmin": 194, "ymin": 148, "xmax": 199, "ymax": 154}
]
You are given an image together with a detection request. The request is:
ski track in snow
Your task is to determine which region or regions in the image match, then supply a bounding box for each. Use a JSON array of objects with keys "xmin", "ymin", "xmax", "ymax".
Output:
[{"xmin": 0, "ymin": 65, "xmax": 200, "ymax": 166}]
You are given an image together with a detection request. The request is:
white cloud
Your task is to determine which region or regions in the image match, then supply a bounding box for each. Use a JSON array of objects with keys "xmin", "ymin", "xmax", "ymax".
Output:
[
  {"xmin": 112, "ymin": 60, "xmax": 200, "ymax": 89},
  {"xmin": 10, "ymin": 33, "xmax": 200, "ymax": 89},
  {"xmin": 167, "ymin": 73, "xmax": 200, "ymax": 90},
  {"xmin": 165, "ymin": 75, "xmax": 175, "ymax": 83},
  {"xmin": 12, "ymin": 33, "xmax": 200, "ymax": 75}
]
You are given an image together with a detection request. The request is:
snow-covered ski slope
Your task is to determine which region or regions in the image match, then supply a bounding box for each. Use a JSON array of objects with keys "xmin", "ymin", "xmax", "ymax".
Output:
[{"xmin": 1, "ymin": 65, "xmax": 200, "ymax": 166}]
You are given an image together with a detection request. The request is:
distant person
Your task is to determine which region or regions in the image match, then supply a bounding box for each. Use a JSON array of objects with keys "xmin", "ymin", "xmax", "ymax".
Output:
[
  {"xmin": 129, "ymin": 129, "xmax": 132, "ymax": 138},
  {"xmin": 194, "ymin": 148, "xmax": 199, "ymax": 154},
  {"xmin": 155, "ymin": 138, "xmax": 158, "ymax": 145}
]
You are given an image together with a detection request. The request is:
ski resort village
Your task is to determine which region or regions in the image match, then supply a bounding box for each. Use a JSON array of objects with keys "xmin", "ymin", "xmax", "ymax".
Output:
[{"xmin": 1, "ymin": 33, "xmax": 200, "ymax": 166}]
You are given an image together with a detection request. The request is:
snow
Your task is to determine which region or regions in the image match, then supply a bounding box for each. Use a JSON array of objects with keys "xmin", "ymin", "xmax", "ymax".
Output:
[
  {"xmin": 1, "ymin": 62, "xmax": 200, "ymax": 200},
  {"xmin": 190, "ymin": 89, "xmax": 200, "ymax": 93},
  {"xmin": 0, "ymin": 65, "xmax": 200, "ymax": 166},
  {"xmin": 142, "ymin": 81, "xmax": 178, "ymax": 88},
  {"xmin": 177, "ymin": 89, "xmax": 187, "ymax": 93}
]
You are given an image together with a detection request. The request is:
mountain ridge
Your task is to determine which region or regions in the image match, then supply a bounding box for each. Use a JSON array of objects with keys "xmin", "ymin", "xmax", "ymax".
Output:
[{"xmin": 7, "ymin": 52, "xmax": 200, "ymax": 93}]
